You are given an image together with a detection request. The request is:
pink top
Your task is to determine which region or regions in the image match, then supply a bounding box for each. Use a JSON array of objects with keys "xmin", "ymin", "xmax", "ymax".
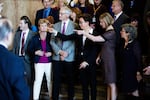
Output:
[{"xmin": 39, "ymin": 39, "xmax": 49, "ymax": 63}]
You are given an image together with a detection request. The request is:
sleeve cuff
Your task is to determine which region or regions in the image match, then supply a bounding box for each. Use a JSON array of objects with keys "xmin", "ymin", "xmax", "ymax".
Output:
[{"xmin": 54, "ymin": 30, "xmax": 58, "ymax": 36}]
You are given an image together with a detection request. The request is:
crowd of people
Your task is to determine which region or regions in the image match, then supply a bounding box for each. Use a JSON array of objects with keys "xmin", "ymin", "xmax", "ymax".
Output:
[{"xmin": 0, "ymin": 0, "xmax": 150, "ymax": 100}]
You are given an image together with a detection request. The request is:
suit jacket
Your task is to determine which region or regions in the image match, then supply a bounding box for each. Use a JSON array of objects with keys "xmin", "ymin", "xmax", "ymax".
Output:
[
  {"xmin": 55, "ymin": 30, "xmax": 100, "ymax": 65},
  {"xmin": 13, "ymin": 30, "xmax": 35, "ymax": 63},
  {"xmin": 80, "ymin": 30, "xmax": 100, "ymax": 65},
  {"xmin": 113, "ymin": 13, "xmax": 129, "ymax": 45},
  {"xmin": 0, "ymin": 45, "xmax": 30, "ymax": 100},
  {"xmin": 35, "ymin": 8, "xmax": 59, "ymax": 27},
  {"xmin": 27, "ymin": 33, "xmax": 53, "ymax": 63},
  {"xmin": 50, "ymin": 20, "xmax": 75, "ymax": 62}
]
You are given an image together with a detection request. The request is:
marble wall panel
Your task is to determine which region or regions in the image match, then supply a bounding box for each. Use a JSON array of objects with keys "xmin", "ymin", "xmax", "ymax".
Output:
[{"xmin": 1, "ymin": 0, "xmax": 43, "ymax": 30}]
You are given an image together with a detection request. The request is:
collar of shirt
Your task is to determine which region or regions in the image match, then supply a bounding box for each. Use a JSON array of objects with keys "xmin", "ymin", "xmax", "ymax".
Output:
[
  {"xmin": 0, "ymin": 42, "xmax": 8, "ymax": 48},
  {"xmin": 114, "ymin": 11, "xmax": 123, "ymax": 20},
  {"xmin": 45, "ymin": 7, "xmax": 51, "ymax": 12},
  {"xmin": 82, "ymin": 28, "xmax": 93, "ymax": 45},
  {"xmin": 89, "ymin": 28, "xmax": 93, "ymax": 34},
  {"xmin": 21, "ymin": 29, "xmax": 29, "ymax": 41}
]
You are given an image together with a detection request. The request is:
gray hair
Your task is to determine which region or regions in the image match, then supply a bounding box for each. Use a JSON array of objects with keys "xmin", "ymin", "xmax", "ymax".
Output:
[
  {"xmin": 121, "ymin": 23, "xmax": 137, "ymax": 41},
  {"xmin": 112, "ymin": 0, "xmax": 124, "ymax": 9},
  {"xmin": 60, "ymin": 6, "xmax": 72, "ymax": 16},
  {"xmin": 0, "ymin": 18, "xmax": 13, "ymax": 41}
]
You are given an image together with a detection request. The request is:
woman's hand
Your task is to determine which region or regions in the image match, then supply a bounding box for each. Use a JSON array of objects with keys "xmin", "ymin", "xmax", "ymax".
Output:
[
  {"xmin": 79, "ymin": 61, "xmax": 89, "ymax": 69},
  {"xmin": 136, "ymin": 71, "xmax": 142, "ymax": 82},
  {"xmin": 47, "ymin": 27, "xmax": 58, "ymax": 35},
  {"xmin": 45, "ymin": 52, "xmax": 52, "ymax": 57},
  {"xmin": 143, "ymin": 66, "xmax": 150, "ymax": 75},
  {"xmin": 96, "ymin": 56, "xmax": 101, "ymax": 65},
  {"xmin": 74, "ymin": 30, "xmax": 85, "ymax": 35},
  {"xmin": 35, "ymin": 50, "xmax": 44, "ymax": 56}
]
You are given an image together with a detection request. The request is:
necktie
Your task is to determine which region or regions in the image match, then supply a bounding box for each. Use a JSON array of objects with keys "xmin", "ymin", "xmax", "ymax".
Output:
[
  {"xmin": 62, "ymin": 22, "xmax": 66, "ymax": 34},
  {"xmin": 114, "ymin": 15, "xmax": 116, "ymax": 21},
  {"xmin": 21, "ymin": 32, "xmax": 26, "ymax": 55},
  {"xmin": 43, "ymin": 9, "xmax": 49, "ymax": 18}
]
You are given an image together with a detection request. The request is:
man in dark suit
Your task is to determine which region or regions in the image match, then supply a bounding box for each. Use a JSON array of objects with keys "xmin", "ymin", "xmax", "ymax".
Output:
[
  {"xmin": 111, "ymin": 0, "xmax": 130, "ymax": 91},
  {"xmin": 12, "ymin": 16, "xmax": 35, "ymax": 98},
  {"xmin": 75, "ymin": 14, "xmax": 100, "ymax": 100},
  {"xmin": 35, "ymin": 0, "xmax": 59, "ymax": 28},
  {"xmin": 0, "ymin": 18, "xmax": 30, "ymax": 100},
  {"xmin": 111, "ymin": 0, "xmax": 129, "ymax": 45}
]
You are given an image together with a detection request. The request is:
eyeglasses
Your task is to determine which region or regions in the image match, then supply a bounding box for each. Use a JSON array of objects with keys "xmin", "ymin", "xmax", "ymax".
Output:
[
  {"xmin": 120, "ymin": 30, "xmax": 127, "ymax": 33},
  {"xmin": 79, "ymin": 21, "xmax": 86, "ymax": 25}
]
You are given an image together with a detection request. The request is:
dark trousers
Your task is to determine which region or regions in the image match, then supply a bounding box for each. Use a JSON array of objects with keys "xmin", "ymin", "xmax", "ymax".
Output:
[
  {"xmin": 80, "ymin": 64, "xmax": 97, "ymax": 100},
  {"xmin": 20, "ymin": 57, "xmax": 33, "ymax": 99},
  {"xmin": 52, "ymin": 61, "xmax": 74, "ymax": 100}
]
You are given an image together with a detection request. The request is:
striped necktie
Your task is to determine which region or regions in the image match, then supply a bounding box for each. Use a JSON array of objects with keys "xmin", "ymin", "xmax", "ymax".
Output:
[{"xmin": 21, "ymin": 32, "xmax": 26, "ymax": 55}]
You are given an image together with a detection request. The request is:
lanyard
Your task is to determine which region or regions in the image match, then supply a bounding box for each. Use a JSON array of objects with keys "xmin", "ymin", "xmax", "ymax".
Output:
[{"xmin": 93, "ymin": 4, "xmax": 102, "ymax": 15}]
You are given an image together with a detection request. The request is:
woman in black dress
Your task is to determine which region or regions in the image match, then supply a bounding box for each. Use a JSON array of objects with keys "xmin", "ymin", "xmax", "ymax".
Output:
[{"xmin": 120, "ymin": 23, "xmax": 142, "ymax": 98}]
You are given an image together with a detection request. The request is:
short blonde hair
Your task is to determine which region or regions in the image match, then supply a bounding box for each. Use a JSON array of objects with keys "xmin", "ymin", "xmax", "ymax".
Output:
[
  {"xmin": 99, "ymin": 12, "xmax": 114, "ymax": 27},
  {"xmin": 38, "ymin": 18, "xmax": 49, "ymax": 26}
]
